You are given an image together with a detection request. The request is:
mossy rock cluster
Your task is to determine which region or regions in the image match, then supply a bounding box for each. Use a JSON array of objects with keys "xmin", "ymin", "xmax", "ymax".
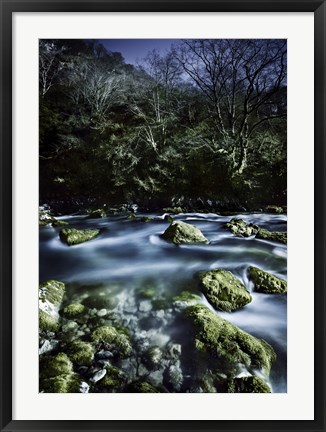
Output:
[
  {"xmin": 198, "ymin": 269, "xmax": 252, "ymax": 312},
  {"xmin": 162, "ymin": 221, "xmax": 208, "ymax": 245},
  {"xmin": 226, "ymin": 218, "xmax": 287, "ymax": 244},
  {"xmin": 91, "ymin": 326, "xmax": 132, "ymax": 357},
  {"xmin": 59, "ymin": 228, "xmax": 100, "ymax": 245},
  {"xmin": 40, "ymin": 353, "xmax": 81, "ymax": 393},
  {"xmin": 186, "ymin": 304, "xmax": 276, "ymax": 376},
  {"xmin": 248, "ymin": 267, "xmax": 287, "ymax": 294},
  {"xmin": 228, "ymin": 376, "xmax": 271, "ymax": 393},
  {"xmin": 88, "ymin": 208, "xmax": 106, "ymax": 218}
]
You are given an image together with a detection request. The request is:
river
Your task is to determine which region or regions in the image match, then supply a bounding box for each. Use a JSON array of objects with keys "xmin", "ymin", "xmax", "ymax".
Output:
[{"xmin": 39, "ymin": 211, "xmax": 287, "ymax": 393}]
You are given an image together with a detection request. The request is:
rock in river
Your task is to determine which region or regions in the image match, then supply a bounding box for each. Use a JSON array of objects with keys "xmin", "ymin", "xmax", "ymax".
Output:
[
  {"xmin": 198, "ymin": 269, "xmax": 252, "ymax": 312},
  {"xmin": 162, "ymin": 221, "xmax": 208, "ymax": 245},
  {"xmin": 186, "ymin": 304, "xmax": 276, "ymax": 376},
  {"xmin": 248, "ymin": 266, "xmax": 287, "ymax": 294},
  {"xmin": 59, "ymin": 228, "xmax": 100, "ymax": 246}
]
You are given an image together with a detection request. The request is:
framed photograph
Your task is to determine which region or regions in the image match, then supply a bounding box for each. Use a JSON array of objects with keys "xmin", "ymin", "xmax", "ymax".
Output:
[{"xmin": 1, "ymin": 0, "xmax": 325, "ymax": 431}]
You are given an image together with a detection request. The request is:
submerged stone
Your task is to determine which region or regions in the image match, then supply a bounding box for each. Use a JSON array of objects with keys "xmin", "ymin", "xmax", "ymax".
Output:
[
  {"xmin": 198, "ymin": 269, "xmax": 252, "ymax": 312},
  {"xmin": 186, "ymin": 304, "xmax": 276, "ymax": 376},
  {"xmin": 248, "ymin": 267, "xmax": 287, "ymax": 294},
  {"xmin": 59, "ymin": 228, "xmax": 100, "ymax": 246},
  {"xmin": 228, "ymin": 376, "xmax": 271, "ymax": 393},
  {"xmin": 91, "ymin": 326, "xmax": 132, "ymax": 357},
  {"xmin": 162, "ymin": 221, "xmax": 208, "ymax": 245}
]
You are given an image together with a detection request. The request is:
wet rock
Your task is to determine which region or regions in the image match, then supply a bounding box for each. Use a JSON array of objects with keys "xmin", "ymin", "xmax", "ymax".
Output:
[
  {"xmin": 163, "ymin": 207, "xmax": 183, "ymax": 214},
  {"xmin": 90, "ymin": 369, "xmax": 107, "ymax": 383},
  {"xmin": 97, "ymin": 308, "xmax": 108, "ymax": 317},
  {"xmin": 91, "ymin": 326, "xmax": 132, "ymax": 357},
  {"xmin": 265, "ymin": 205, "xmax": 284, "ymax": 214},
  {"xmin": 39, "ymin": 310, "xmax": 60, "ymax": 333},
  {"xmin": 39, "ymin": 339, "xmax": 59, "ymax": 355},
  {"xmin": 96, "ymin": 366, "xmax": 127, "ymax": 392},
  {"xmin": 186, "ymin": 304, "xmax": 276, "ymax": 376},
  {"xmin": 62, "ymin": 321, "xmax": 78, "ymax": 333},
  {"xmin": 79, "ymin": 381, "xmax": 90, "ymax": 393},
  {"xmin": 62, "ymin": 303, "xmax": 86, "ymax": 319},
  {"xmin": 198, "ymin": 269, "xmax": 252, "ymax": 312},
  {"xmin": 162, "ymin": 221, "xmax": 208, "ymax": 245},
  {"xmin": 163, "ymin": 361, "xmax": 183, "ymax": 391},
  {"xmin": 88, "ymin": 209, "xmax": 106, "ymax": 218},
  {"xmin": 228, "ymin": 376, "xmax": 271, "ymax": 393},
  {"xmin": 66, "ymin": 340, "xmax": 95, "ymax": 366},
  {"xmin": 165, "ymin": 342, "xmax": 182, "ymax": 362},
  {"xmin": 39, "ymin": 280, "xmax": 65, "ymax": 332},
  {"xmin": 256, "ymin": 228, "xmax": 287, "ymax": 244},
  {"xmin": 225, "ymin": 218, "xmax": 259, "ymax": 237},
  {"xmin": 59, "ymin": 228, "xmax": 100, "ymax": 246},
  {"xmin": 96, "ymin": 350, "xmax": 114, "ymax": 360},
  {"xmin": 52, "ymin": 219, "xmax": 69, "ymax": 227},
  {"xmin": 40, "ymin": 353, "xmax": 82, "ymax": 393},
  {"xmin": 143, "ymin": 346, "xmax": 163, "ymax": 370},
  {"xmin": 248, "ymin": 267, "xmax": 287, "ymax": 294}
]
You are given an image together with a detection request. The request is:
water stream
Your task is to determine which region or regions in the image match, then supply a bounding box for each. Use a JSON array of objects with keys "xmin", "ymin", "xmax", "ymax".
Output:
[{"xmin": 39, "ymin": 212, "xmax": 287, "ymax": 392}]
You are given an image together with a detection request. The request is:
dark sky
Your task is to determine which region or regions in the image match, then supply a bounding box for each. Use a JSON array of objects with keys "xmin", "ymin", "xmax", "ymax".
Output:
[{"xmin": 98, "ymin": 39, "xmax": 180, "ymax": 65}]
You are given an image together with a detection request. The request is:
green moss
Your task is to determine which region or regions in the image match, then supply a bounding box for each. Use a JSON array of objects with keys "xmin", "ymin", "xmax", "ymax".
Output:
[
  {"xmin": 41, "ymin": 373, "xmax": 81, "ymax": 393},
  {"xmin": 39, "ymin": 310, "xmax": 60, "ymax": 332},
  {"xmin": 172, "ymin": 291, "xmax": 201, "ymax": 308},
  {"xmin": 162, "ymin": 221, "xmax": 208, "ymax": 245},
  {"xmin": 91, "ymin": 326, "xmax": 132, "ymax": 357},
  {"xmin": 66, "ymin": 340, "xmax": 95, "ymax": 365},
  {"xmin": 88, "ymin": 209, "xmax": 106, "ymax": 218},
  {"xmin": 186, "ymin": 304, "xmax": 276, "ymax": 375},
  {"xmin": 198, "ymin": 269, "xmax": 252, "ymax": 312},
  {"xmin": 39, "ymin": 280, "xmax": 65, "ymax": 306},
  {"xmin": 265, "ymin": 205, "xmax": 284, "ymax": 214},
  {"xmin": 127, "ymin": 380, "xmax": 160, "ymax": 393},
  {"xmin": 52, "ymin": 219, "xmax": 69, "ymax": 227},
  {"xmin": 59, "ymin": 228, "xmax": 100, "ymax": 246},
  {"xmin": 40, "ymin": 353, "xmax": 73, "ymax": 378},
  {"xmin": 248, "ymin": 267, "xmax": 287, "ymax": 294},
  {"xmin": 97, "ymin": 366, "xmax": 126, "ymax": 391},
  {"xmin": 136, "ymin": 287, "xmax": 156, "ymax": 299},
  {"xmin": 62, "ymin": 303, "xmax": 86, "ymax": 319},
  {"xmin": 256, "ymin": 228, "xmax": 287, "ymax": 244},
  {"xmin": 228, "ymin": 376, "xmax": 271, "ymax": 393}
]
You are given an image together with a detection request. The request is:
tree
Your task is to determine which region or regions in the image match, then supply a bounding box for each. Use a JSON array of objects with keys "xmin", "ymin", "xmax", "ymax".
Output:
[{"xmin": 176, "ymin": 39, "xmax": 287, "ymax": 175}]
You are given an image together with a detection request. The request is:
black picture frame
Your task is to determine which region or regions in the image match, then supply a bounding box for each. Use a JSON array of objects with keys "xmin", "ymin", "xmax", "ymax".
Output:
[{"xmin": 1, "ymin": 0, "xmax": 325, "ymax": 431}]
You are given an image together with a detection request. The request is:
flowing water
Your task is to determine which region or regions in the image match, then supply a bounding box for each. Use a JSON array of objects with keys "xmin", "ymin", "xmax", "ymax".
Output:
[{"xmin": 39, "ymin": 212, "xmax": 287, "ymax": 392}]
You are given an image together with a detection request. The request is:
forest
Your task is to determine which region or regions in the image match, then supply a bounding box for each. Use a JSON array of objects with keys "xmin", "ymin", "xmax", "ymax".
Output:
[{"xmin": 39, "ymin": 38, "xmax": 287, "ymax": 213}]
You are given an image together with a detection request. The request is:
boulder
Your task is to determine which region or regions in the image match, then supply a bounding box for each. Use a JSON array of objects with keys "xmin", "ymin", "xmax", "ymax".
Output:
[
  {"xmin": 225, "ymin": 218, "xmax": 259, "ymax": 237},
  {"xmin": 186, "ymin": 304, "xmax": 276, "ymax": 376},
  {"xmin": 256, "ymin": 228, "xmax": 287, "ymax": 244},
  {"xmin": 228, "ymin": 376, "xmax": 271, "ymax": 393},
  {"xmin": 198, "ymin": 269, "xmax": 252, "ymax": 312},
  {"xmin": 62, "ymin": 303, "xmax": 86, "ymax": 319},
  {"xmin": 88, "ymin": 209, "xmax": 106, "ymax": 218},
  {"xmin": 248, "ymin": 267, "xmax": 287, "ymax": 294},
  {"xmin": 59, "ymin": 228, "xmax": 100, "ymax": 246},
  {"xmin": 91, "ymin": 326, "xmax": 132, "ymax": 358},
  {"xmin": 162, "ymin": 221, "xmax": 208, "ymax": 245},
  {"xmin": 66, "ymin": 340, "xmax": 95, "ymax": 366}
]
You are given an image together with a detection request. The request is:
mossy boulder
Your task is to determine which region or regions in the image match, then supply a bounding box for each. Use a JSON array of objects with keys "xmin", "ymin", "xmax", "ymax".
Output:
[
  {"xmin": 225, "ymin": 218, "xmax": 259, "ymax": 237},
  {"xmin": 39, "ymin": 310, "xmax": 60, "ymax": 332},
  {"xmin": 91, "ymin": 326, "xmax": 132, "ymax": 357},
  {"xmin": 256, "ymin": 228, "xmax": 287, "ymax": 244},
  {"xmin": 96, "ymin": 366, "xmax": 127, "ymax": 391},
  {"xmin": 163, "ymin": 207, "xmax": 183, "ymax": 214},
  {"xmin": 248, "ymin": 267, "xmax": 287, "ymax": 294},
  {"xmin": 66, "ymin": 340, "xmax": 95, "ymax": 366},
  {"xmin": 127, "ymin": 380, "xmax": 160, "ymax": 393},
  {"xmin": 62, "ymin": 303, "xmax": 86, "ymax": 319},
  {"xmin": 39, "ymin": 211, "xmax": 54, "ymax": 226},
  {"xmin": 88, "ymin": 209, "xmax": 106, "ymax": 218},
  {"xmin": 59, "ymin": 228, "xmax": 100, "ymax": 246},
  {"xmin": 198, "ymin": 269, "xmax": 252, "ymax": 312},
  {"xmin": 162, "ymin": 221, "xmax": 208, "ymax": 245},
  {"xmin": 40, "ymin": 352, "xmax": 73, "ymax": 378},
  {"xmin": 228, "ymin": 376, "xmax": 271, "ymax": 393},
  {"xmin": 265, "ymin": 205, "xmax": 284, "ymax": 214},
  {"xmin": 41, "ymin": 374, "xmax": 81, "ymax": 393},
  {"xmin": 186, "ymin": 304, "xmax": 276, "ymax": 375},
  {"xmin": 52, "ymin": 219, "xmax": 69, "ymax": 227}
]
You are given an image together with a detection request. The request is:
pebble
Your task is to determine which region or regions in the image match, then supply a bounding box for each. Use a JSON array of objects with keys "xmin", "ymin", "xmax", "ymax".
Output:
[
  {"xmin": 96, "ymin": 350, "xmax": 114, "ymax": 360},
  {"xmin": 97, "ymin": 308, "xmax": 108, "ymax": 317},
  {"xmin": 79, "ymin": 382, "xmax": 90, "ymax": 393},
  {"xmin": 90, "ymin": 369, "xmax": 107, "ymax": 383}
]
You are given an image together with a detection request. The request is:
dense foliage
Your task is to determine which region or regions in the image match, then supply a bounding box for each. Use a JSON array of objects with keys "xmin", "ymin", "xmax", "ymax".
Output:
[{"xmin": 39, "ymin": 39, "xmax": 287, "ymax": 211}]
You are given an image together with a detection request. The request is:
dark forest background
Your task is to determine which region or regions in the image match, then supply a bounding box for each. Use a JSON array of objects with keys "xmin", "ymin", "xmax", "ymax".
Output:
[{"xmin": 39, "ymin": 39, "xmax": 287, "ymax": 212}]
